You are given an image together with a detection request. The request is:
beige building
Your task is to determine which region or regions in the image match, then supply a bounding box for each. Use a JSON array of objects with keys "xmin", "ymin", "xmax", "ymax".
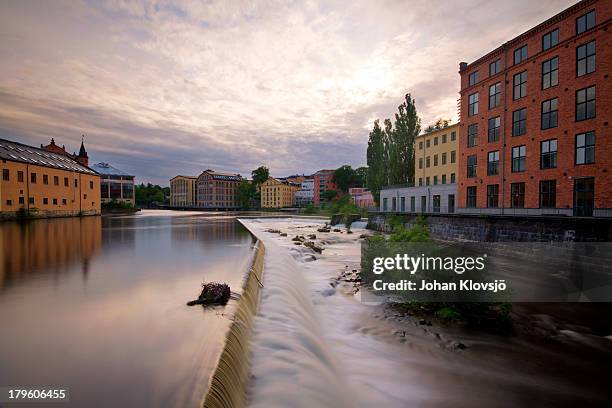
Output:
[
  {"xmin": 0, "ymin": 138, "xmax": 101, "ymax": 219},
  {"xmin": 260, "ymin": 177, "xmax": 299, "ymax": 208},
  {"xmin": 196, "ymin": 169, "xmax": 241, "ymax": 209},
  {"xmin": 415, "ymin": 123, "xmax": 459, "ymax": 187},
  {"xmin": 170, "ymin": 175, "xmax": 197, "ymax": 207}
]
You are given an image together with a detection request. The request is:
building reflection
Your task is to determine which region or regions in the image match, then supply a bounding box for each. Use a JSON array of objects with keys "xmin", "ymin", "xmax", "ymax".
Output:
[
  {"xmin": 0, "ymin": 216, "xmax": 102, "ymax": 290},
  {"xmin": 170, "ymin": 216, "xmax": 252, "ymax": 247}
]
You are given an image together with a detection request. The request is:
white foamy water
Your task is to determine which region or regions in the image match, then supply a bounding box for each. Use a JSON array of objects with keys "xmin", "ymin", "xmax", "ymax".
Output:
[{"xmin": 240, "ymin": 218, "xmax": 612, "ymax": 408}]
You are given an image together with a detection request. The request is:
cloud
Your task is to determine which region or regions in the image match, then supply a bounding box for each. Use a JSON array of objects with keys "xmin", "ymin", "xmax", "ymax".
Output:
[{"xmin": 0, "ymin": 0, "xmax": 575, "ymax": 184}]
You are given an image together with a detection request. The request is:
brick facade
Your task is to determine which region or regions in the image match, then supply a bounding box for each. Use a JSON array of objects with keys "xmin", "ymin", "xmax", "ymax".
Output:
[{"xmin": 458, "ymin": 0, "xmax": 611, "ymax": 217}]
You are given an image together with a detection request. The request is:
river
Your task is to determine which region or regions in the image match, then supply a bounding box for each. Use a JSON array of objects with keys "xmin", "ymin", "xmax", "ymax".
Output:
[{"xmin": 0, "ymin": 210, "xmax": 254, "ymax": 408}]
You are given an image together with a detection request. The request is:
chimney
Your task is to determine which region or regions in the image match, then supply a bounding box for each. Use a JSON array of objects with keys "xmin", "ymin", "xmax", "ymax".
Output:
[{"xmin": 459, "ymin": 62, "xmax": 468, "ymax": 71}]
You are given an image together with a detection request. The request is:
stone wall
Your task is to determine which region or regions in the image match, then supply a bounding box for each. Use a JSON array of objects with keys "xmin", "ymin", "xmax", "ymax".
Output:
[{"xmin": 368, "ymin": 212, "xmax": 612, "ymax": 242}]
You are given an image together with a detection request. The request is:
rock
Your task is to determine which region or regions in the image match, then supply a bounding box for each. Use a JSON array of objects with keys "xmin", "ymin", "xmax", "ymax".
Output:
[
  {"xmin": 419, "ymin": 319, "xmax": 427, "ymax": 325},
  {"xmin": 307, "ymin": 234, "xmax": 316, "ymax": 240},
  {"xmin": 333, "ymin": 228, "xmax": 341, "ymax": 232},
  {"xmin": 317, "ymin": 227, "xmax": 331, "ymax": 233},
  {"xmin": 280, "ymin": 232, "xmax": 287, "ymax": 237},
  {"xmin": 452, "ymin": 341, "xmax": 467, "ymax": 350},
  {"xmin": 304, "ymin": 241, "xmax": 324, "ymax": 254},
  {"xmin": 187, "ymin": 282, "xmax": 230, "ymax": 306},
  {"xmin": 292, "ymin": 235, "xmax": 305, "ymax": 242},
  {"xmin": 294, "ymin": 242, "xmax": 302, "ymax": 245}
]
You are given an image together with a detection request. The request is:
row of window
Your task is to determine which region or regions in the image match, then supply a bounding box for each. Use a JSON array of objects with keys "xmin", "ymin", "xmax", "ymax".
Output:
[
  {"xmin": 4, "ymin": 196, "xmax": 94, "ymax": 206},
  {"xmin": 417, "ymin": 131, "xmax": 456, "ymax": 149},
  {"xmin": 418, "ymin": 151, "xmax": 457, "ymax": 168},
  {"xmin": 383, "ymin": 195, "xmax": 455, "ymax": 214},
  {"xmin": 467, "ymin": 10, "xmax": 596, "ymax": 87},
  {"xmin": 466, "ymin": 180, "xmax": 556, "ymax": 209},
  {"xmin": 467, "ymin": 85, "xmax": 596, "ymax": 147},
  {"xmin": 467, "ymin": 131, "xmax": 595, "ymax": 178},
  {"xmin": 418, "ymin": 173, "xmax": 456, "ymax": 186},
  {"xmin": 1, "ymin": 170, "xmax": 95, "ymax": 189}
]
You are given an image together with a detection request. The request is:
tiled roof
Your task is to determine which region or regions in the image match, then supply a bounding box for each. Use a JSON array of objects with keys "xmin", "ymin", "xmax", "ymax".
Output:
[
  {"xmin": 0, "ymin": 138, "xmax": 97, "ymax": 175},
  {"xmin": 90, "ymin": 162, "xmax": 133, "ymax": 177}
]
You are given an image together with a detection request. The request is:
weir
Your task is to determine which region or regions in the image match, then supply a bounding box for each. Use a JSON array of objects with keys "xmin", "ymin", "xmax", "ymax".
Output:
[{"xmin": 202, "ymin": 239, "xmax": 266, "ymax": 408}]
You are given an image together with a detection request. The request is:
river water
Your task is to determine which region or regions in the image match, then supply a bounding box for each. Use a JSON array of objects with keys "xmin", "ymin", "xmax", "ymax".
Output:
[{"xmin": 0, "ymin": 210, "xmax": 254, "ymax": 408}]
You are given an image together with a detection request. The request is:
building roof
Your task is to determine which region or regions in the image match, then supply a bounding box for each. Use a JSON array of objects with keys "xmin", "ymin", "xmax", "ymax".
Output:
[
  {"xmin": 416, "ymin": 122, "xmax": 459, "ymax": 139},
  {"xmin": 170, "ymin": 175, "xmax": 197, "ymax": 181},
  {"xmin": 197, "ymin": 169, "xmax": 242, "ymax": 180},
  {"xmin": 0, "ymin": 138, "xmax": 97, "ymax": 175},
  {"xmin": 90, "ymin": 162, "xmax": 133, "ymax": 177}
]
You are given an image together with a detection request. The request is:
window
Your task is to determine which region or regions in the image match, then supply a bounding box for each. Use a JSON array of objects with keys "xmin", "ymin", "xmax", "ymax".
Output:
[
  {"xmin": 43, "ymin": 197, "xmax": 48, "ymax": 205},
  {"xmin": 513, "ymin": 71, "xmax": 527, "ymax": 99},
  {"xmin": 450, "ymin": 131, "xmax": 456, "ymax": 141},
  {"xmin": 467, "ymin": 124, "xmax": 478, "ymax": 147},
  {"xmin": 487, "ymin": 184, "xmax": 499, "ymax": 208},
  {"xmin": 450, "ymin": 150, "xmax": 456, "ymax": 164},
  {"xmin": 29, "ymin": 197, "xmax": 34, "ymax": 204},
  {"xmin": 467, "ymin": 155, "xmax": 477, "ymax": 178},
  {"xmin": 434, "ymin": 137, "xmax": 438, "ymax": 146},
  {"xmin": 442, "ymin": 134, "xmax": 447, "ymax": 143},
  {"xmin": 514, "ymin": 45, "xmax": 528, "ymax": 65},
  {"xmin": 576, "ymin": 86, "xmax": 595, "ymax": 121},
  {"xmin": 382, "ymin": 198, "xmax": 388, "ymax": 211},
  {"xmin": 418, "ymin": 178, "xmax": 423, "ymax": 186},
  {"xmin": 542, "ymin": 57, "xmax": 558, "ymax": 89},
  {"xmin": 400, "ymin": 197, "xmax": 405, "ymax": 212},
  {"xmin": 577, "ymin": 41, "xmax": 595, "ymax": 76},
  {"xmin": 426, "ymin": 139, "xmax": 430, "ymax": 148},
  {"xmin": 90, "ymin": 181, "xmax": 94, "ymax": 189},
  {"xmin": 466, "ymin": 186, "xmax": 477, "ymax": 208},
  {"xmin": 43, "ymin": 174, "xmax": 48, "ymax": 185},
  {"xmin": 74, "ymin": 179, "xmax": 78, "ymax": 187},
  {"xmin": 410, "ymin": 196, "xmax": 415, "ymax": 212},
  {"xmin": 442, "ymin": 174, "xmax": 447, "ymax": 184},
  {"xmin": 426, "ymin": 156, "xmax": 431, "ymax": 168},
  {"xmin": 64, "ymin": 177, "xmax": 69, "ymax": 187},
  {"xmin": 19, "ymin": 197, "xmax": 25, "ymax": 204},
  {"xmin": 391, "ymin": 197, "xmax": 396, "ymax": 211},
  {"xmin": 451, "ymin": 173, "xmax": 456, "ymax": 183},
  {"xmin": 576, "ymin": 10, "xmax": 595, "ymax": 35},
  {"xmin": 62, "ymin": 199, "xmax": 67, "ymax": 205},
  {"xmin": 53, "ymin": 198, "xmax": 58, "ymax": 205},
  {"xmin": 541, "ymin": 139, "xmax": 557, "ymax": 169},
  {"xmin": 468, "ymin": 92, "xmax": 478, "ymax": 116},
  {"xmin": 426, "ymin": 177, "xmax": 430, "ymax": 186},
  {"xmin": 434, "ymin": 154, "xmax": 438, "ymax": 166},
  {"xmin": 487, "ymin": 151, "xmax": 499, "ymax": 175},
  {"xmin": 419, "ymin": 141, "xmax": 423, "ymax": 149},
  {"xmin": 18, "ymin": 171, "xmax": 24, "ymax": 182},
  {"xmin": 540, "ymin": 180, "xmax": 556, "ymax": 208},
  {"xmin": 541, "ymin": 98, "xmax": 558, "ymax": 129},
  {"xmin": 433, "ymin": 195, "xmax": 441, "ymax": 213},
  {"xmin": 468, "ymin": 71, "xmax": 478, "ymax": 86},
  {"xmin": 6, "ymin": 199, "xmax": 12, "ymax": 206},
  {"xmin": 542, "ymin": 29, "xmax": 559, "ymax": 51},
  {"xmin": 512, "ymin": 108, "xmax": 527, "ymax": 136},
  {"xmin": 433, "ymin": 176, "xmax": 438, "ymax": 185},
  {"xmin": 31, "ymin": 173, "xmax": 37, "ymax": 183},
  {"xmin": 419, "ymin": 158, "xmax": 423, "ymax": 169},
  {"xmin": 489, "ymin": 59, "xmax": 501, "ymax": 76},
  {"xmin": 489, "ymin": 82, "xmax": 501, "ymax": 109},
  {"xmin": 576, "ymin": 131, "xmax": 595, "ymax": 164},
  {"xmin": 488, "ymin": 116, "xmax": 500, "ymax": 142},
  {"xmin": 53, "ymin": 175, "xmax": 59, "ymax": 186},
  {"xmin": 2, "ymin": 169, "xmax": 8, "ymax": 181},
  {"xmin": 511, "ymin": 182, "xmax": 525, "ymax": 208},
  {"xmin": 442, "ymin": 153, "xmax": 447, "ymax": 165},
  {"xmin": 512, "ymin": 145, "xmax": 526, "ymax": 172}
]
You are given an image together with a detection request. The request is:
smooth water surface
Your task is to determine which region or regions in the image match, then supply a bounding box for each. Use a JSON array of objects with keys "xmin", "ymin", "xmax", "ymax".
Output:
[{"xmin": 0, "ymin": 210, "xmax": 254, "ymax": 407}]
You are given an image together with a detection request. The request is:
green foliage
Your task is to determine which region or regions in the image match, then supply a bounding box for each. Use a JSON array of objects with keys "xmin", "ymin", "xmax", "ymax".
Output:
[
  {"xmin": 355, "ymin": 166, "xmax": 367, "ymax": 187},
  {"xmin": 236, "ymin": 179, "xmax": 257, "ymax": 209},
  {"xmin": 435, "ymin": 307, "xmax": 462, "ymax": 321},
  {"xmin": 135, "ymin": 183, "xmax": 168, "ymax": 207},
  {"xmin": 366, "ymin": 119, "xmax": 386, "ymax": 205},
  {"xmin": 251, "ymin": 166, "xmax": 269, "ymax": 186},
  {"xmin": 389, "ymin": 216, "xmax": 430, "ymax": 242},
  {"xmin": 303, "ymin": 203, "xmax": 318, "ymax": 214},
  {"xmin": 424, "ymin": 118, "xmax": 451, "ymax": 133},
  {"xmin": 102, "ymin": 200, "xmax": 134, "ymax": 210},
  {"xmin": 332, "ymin": 165, "xmax": 361, "ymax": 193},
  {"xmin": 321, "ymin": 189, "xmax": 338, "ymax": 202}
]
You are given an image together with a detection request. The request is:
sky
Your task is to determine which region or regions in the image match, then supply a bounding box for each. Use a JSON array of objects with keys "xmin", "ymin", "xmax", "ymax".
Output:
[{"xmin": 0, "ymin": 0, "xmax": 576, "ymax": 185}]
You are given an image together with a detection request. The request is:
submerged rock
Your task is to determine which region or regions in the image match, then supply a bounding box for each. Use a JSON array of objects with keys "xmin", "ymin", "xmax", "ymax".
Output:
[
  {"xmin": 304, "ymin": 241, "xmax": 324, "ymax": 254},
  {"xmin": 186, "ymin": 282, "xmax": 231, "ymax": 306}
]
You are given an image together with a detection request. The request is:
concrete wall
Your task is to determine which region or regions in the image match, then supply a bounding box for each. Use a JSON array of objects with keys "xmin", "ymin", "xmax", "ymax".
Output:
[{"xmin": 379, "ymin": 184, "xmax": 457, "ymax": 214}]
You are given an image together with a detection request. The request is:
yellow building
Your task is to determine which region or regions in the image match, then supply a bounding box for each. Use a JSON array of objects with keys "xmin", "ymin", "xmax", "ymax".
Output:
[
  {"xmin": 170, "ymin": 175, "xmax": 197, "ymax": 207},
  {"xmin": 260, "ymin": 177, "xmax": 299, "ymax": 208},
  {"xmin": 0, "ymin": 138, "xmax": 101, "ymax": 219},
  {"xmin": 415, "ymin": 123, "xmax": 459, "ymax": 187}
]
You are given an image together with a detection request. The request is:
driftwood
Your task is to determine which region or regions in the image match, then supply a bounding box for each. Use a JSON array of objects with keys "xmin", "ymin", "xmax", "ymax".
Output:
[{"xmin": 187, "ymin": 282, "xmax": 231, "ymax": 306}]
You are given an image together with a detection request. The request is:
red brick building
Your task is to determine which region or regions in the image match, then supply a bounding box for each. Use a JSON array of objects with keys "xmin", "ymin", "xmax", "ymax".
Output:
[
  {"xmin": 458, "ymin": 0, "xmax": 610, "ymax": 217},
  {"xmin": 313, "ymin": 169, "xmax": 338, "ymax": 205}
]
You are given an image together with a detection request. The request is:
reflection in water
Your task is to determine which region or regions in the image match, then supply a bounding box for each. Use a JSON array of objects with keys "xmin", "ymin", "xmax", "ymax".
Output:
[
  {"xmin": 0, "ymin": 211, "xmax": 254, "ymax": 408},
  {"xmin": 0, "ymin": 216, "xmax": 102, "ymax": 291}
]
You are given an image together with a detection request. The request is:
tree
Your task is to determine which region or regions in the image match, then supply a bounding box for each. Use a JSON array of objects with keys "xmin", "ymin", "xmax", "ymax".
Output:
[
  {"xmin": 135, "ymin": 183, "xmax": 169, "ymax": 207},
  {"xmin": 236, "ymin": 180, "xmax": 257, "ymax": 209},
  {"xmin": 366, "ymin": 120, "xmax": 386, "ymax": 205},
  {"xmin": 392, "ymin": 93, "xmax": 420, "ymax": 185},
  {"xmin": 251, "ymin": 166, "xmax": 269, "ymax": 185},
  {"xmin": 355, "ymin": 166, "xmax": 367, "ymax": 187},
  {"xmin": 332, "ymin": 165, "xmax": 360, "ymax": 193},
  {"xmin": 321, "ymin": 189, "xmax": 338, "ymax": 202}
]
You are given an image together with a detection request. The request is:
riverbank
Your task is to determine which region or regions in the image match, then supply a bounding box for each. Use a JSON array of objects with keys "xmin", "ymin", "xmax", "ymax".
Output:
[{"xmin": 239, "ymin": 217, "xmax": 612, "ymax": 407}]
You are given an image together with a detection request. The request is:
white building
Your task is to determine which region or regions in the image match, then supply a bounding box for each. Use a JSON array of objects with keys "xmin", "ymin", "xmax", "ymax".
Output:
[
  {"xmin": 295, "ymin": 178, "xmax": 314, "ymax": 207},
  {"xmin": 379, "ymin": 184, "xmax": 457, "ymax": 214}
]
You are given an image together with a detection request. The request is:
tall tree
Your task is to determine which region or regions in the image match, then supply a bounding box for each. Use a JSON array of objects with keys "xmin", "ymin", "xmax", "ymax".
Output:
[
  {"xmin": 333, "ymin": 165, "xmax": 359, "ymax": 192},
  {"xmin": 251, "ymin": 166, "xmax": 269, "ymax": 185},
  {"xmin": 236, "ymin": 180, "xmax": 257, "ymax": 209},
  {"xmin": 392, "ymin": 93, "xmax": 421, "ymax": 185},
  {"xmin": 366, "ymin": 120, "xmax": 386, "ymax": 205},
  {"xmin": 355, "ymin": 166, "xmax": 368, "ymax": 187}
]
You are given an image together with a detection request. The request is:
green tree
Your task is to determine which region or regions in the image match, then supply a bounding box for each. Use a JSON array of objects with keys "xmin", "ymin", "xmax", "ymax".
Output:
[
  {"xmin": 322, "ymin": 189, "xmax": 338, "ymax": 202},
  {"xmin": 135, "ymin": 183, "xmax": 168, "ymax": 207},
  {"xmin": 236, "ymin": 180, "xmax": 257, "ymax": 209},
  {"xmin": 332, "ymin": 165, "xmax": 360, "ymax": 193},
  {"xmin": 355, "ymin": 166, "xmax": 367, "ymax": 187},
  {"xmin": 392, "ymin": 94, "xmax": 421, "ymax": 184},
  {"xmin": 366, "ymin": 120, "xmax": 386, "ymax": 205},
  {"xmin": 251, "ymin": 166, "xmax": 269, "ymax": 185}
]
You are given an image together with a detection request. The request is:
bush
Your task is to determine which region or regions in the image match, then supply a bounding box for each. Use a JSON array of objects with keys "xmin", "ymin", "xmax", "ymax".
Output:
[
  {"xmin": 303, "ymin": 203, "xmax": 317, "ymax": 214},
  {"xmin": 389, "ymin": 216, "xmax": 430, "ymax": 242},
  {"xmin": 102, "ymin": 200, "xmax": 135, "ymax": 210}
]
